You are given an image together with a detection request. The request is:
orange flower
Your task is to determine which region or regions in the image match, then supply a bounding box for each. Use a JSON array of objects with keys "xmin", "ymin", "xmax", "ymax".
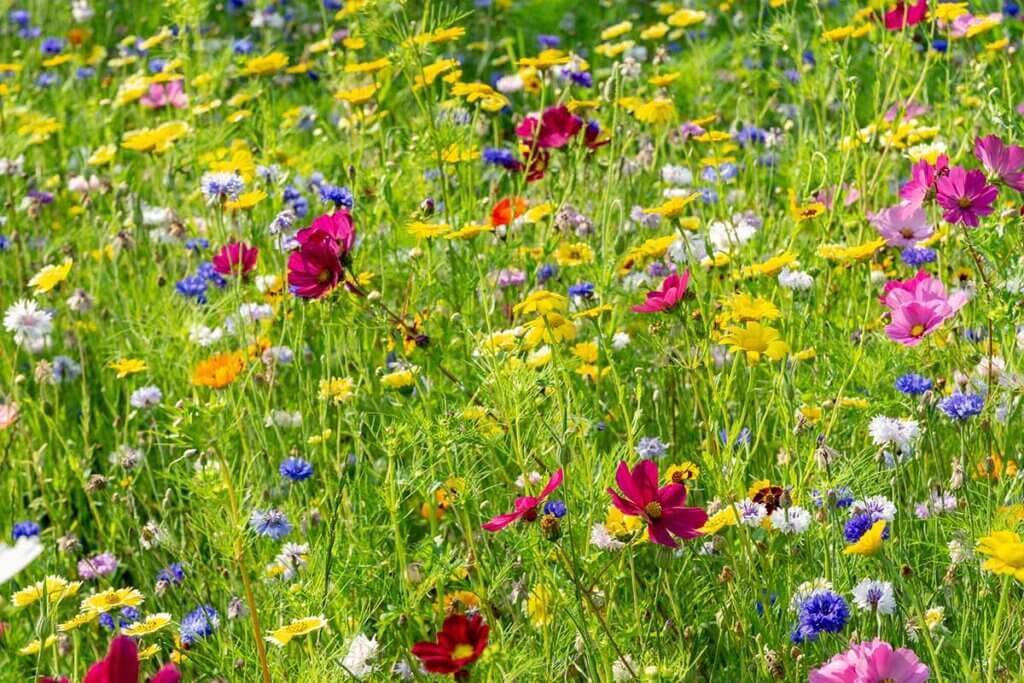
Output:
[
  {"xmin": 490, "ymin": 197, "xmax": 527, "ymax": 227},
  {"xmin": 191, "ymin": 352, "xmax": 245, "ymax": 389}
]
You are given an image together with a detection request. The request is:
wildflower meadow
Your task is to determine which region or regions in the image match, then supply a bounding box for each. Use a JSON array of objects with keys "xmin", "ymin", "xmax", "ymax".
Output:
[{"xmin": 2, "ymin": 0, "xmax": 1024, "ymax": 681}]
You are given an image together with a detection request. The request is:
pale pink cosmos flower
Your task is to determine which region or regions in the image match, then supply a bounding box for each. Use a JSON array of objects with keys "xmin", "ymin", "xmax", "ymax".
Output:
[
  {"xmin": 140, "ymin": 80, "xmax": 187, "ymax": 110},
  {"xmin": 882, "ymin": 272, "xmax": 966, "ymax": 346},
  {"xmin": 810, "ymin": 639, "xmax": 928, "ymax": 683},
  {"xmin": 868, "ymin": 204, "xmax": 932, "ymax": 247},
  {"xmin": 0, "ymin": 403, "xmax": 17, "ymax": 430}
]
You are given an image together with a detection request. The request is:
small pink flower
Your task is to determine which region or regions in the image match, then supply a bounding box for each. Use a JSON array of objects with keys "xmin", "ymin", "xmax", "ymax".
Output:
[
  {"xmin": 296, "ymin": 210, "xmax": 356, "ymax": 255},
  {"xmin": 900, "ymin": 154, "xmax": 948, "ymax": 207},
  {"xmin": 482, "ymin": 469, "xmax": 563, "ymax": 531},
  {"xmin": 516, "ymin": 106, "xmax": 583, "ymax": 150},
  {"xmin": 632, "ymin": 271, "xmax": 690, "ymax": 313},
  {"xmin": 0, "ymin": 403, "xmax": 17, "ymax": 430},
  {"xmin": 810, "ymin": 638, "xmax": 928, "ymax": 683},
  {"xmin": 140, "ymin": 81, "xmax": 187, "ymax": 110},
  {"xmin": 868, "ymin": 204, "xmax": 932, "ymax": 247},
  {"xmin": 935, "ymin": 166, "xmax": 998, "ymax": 227},
  {"xmin": 882, "ymin": 271, "xmax": 967, "ymax": 313},
  {"xmin": 884, "ymin": 0, "xmax": 928, "ymax": 31},
  {"xmin": 212, "ymin": 242, "xmax": 259, "ymax": 276},
  {"xmin": 607, "ymin": 460, "xmax": 707, "ymax": 548},
  {"xmin": 974, "ymin": 134, "xmax": 1024, "ymax": 192}
]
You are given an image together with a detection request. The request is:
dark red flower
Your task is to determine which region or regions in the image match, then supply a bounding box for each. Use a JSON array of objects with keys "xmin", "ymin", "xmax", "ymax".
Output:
[
  {"xmin": 607, "ymin": 460, "xmax": 707, "ymax": 548},
  {"xmin": 296, "ymin": 209, "xmax": 356, "ymax": 255},
  {"xmin": 516, "ymin": 105, "xmax": 582, "ymax": 150},
  {"xmin": 412, "ymin": 614, "xmax": 489, "ymax": 680},
  {"xmin": 212, "ymin": 242, "xmax": 258, "ymax": 276},
  {"xmin": 83, "ymin": 636, "xmax": 180, "ymax": 683},
  {"xmin": 287, "ymin": 240, "xmax": 343, "ymax": 299}
]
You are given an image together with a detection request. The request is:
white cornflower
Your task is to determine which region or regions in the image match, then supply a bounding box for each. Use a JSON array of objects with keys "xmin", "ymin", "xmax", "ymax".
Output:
[
  {"xmin": 778, "ymin": 268, "xmax": 814, "ymax": 291},
  {"xmin": 708, "ymin": 218, "xmax": 757, "ymax": 254},
  {"xmin": 590, "ymin": 524, "xmax": 625, "ymax": 551},
  {"xmin": 738, "ymin": 501, "xmax": 768, "ymax": 527},
  {"xmin": 612, "ymin": 331, "xmax": 631, "ymax": 350},
  {"xmin": 189, "ymin": 323, "xmax": 224, "ymax": 347},
  {"xmin": 4, "ymin": 299, "xmax": 53, "ymax": 346},
  {"xmin": 265, "ymin": 410, "xmax": 302, "ymax": 429},
  {"xmin": 770, "ymin": 506, "xmax": 811, "ymax": 534},
  {"xmin": 851, "ymin": 495, "xmax": 898, "ymax": 522},
  {"xmin": 868, "ymin": 415, "xmax": 920, "ymax": 452},
  {"xmin": 341, "ymin": 633, "xmax": 379, "ymax": 679},
  {"xmin": 851, "ymin": 578, "xmax": 896, "ymax": 614},
  {"xmin": 661, "ymin": 164, "xmax": 693, "ymax": 186}
]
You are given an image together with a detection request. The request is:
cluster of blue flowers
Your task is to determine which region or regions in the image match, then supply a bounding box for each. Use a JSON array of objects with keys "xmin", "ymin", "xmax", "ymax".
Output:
[
  {"xmin": 175, "ymin": 261, "xmax": 226, "ymax": 304},
  {"xmin": 790, "ymin": 591, "xmax": 850, "ymax": 643}
]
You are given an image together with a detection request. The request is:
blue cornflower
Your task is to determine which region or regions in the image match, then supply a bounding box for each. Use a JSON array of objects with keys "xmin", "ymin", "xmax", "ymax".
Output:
[
  {"xmin": 197, "ymin": 262, "xmax": 227, "ymax": 288},
  {"xmin": 233, "ymin": 38, "xmax": 255, "ymax": 55},
  {"xmin": 9, "ymin": 9, "xmax": 30, "ymax": 26},
  {"xmin": 699, "ymin": 187, "xmax": 718, "ymax": 204},
  {"xmin": 130, "ymin": 385, "xmax": 163, "ymax": 409},
  {"xmin": 802, "ymin": 49, "xmax": 816, "ymax": 67},
  {"xmin": 157, "ymin": 562, "xmax": 185, "ymax": 585},
  {"xmin": 932, "ymin": 38, "xmax": 948, "ymax": 52},
  {"xmin": 175, "ymin": 274, "xmax": 208, "ymax": 303},
  {"xmin": 200, "ymin": 172, "xmax": 244, "ymax": 203},
  {"xmin": 185, "ymin": 237, "xmax": 209, "ymax": 252},
  {"xmin": 280, "ymin": 457, "xmax": 314, "ymax": 482},
  {"xmin": 537, "ymin": 263, "xmax": 557, "ymax": 284},
  {"xmin": 249, "ymin": 509, "xmax": 292, "ymax": 539},
  {"xmin": 736, "ymin": 125, "xmax": 767, "ymax": 147},
  {"xmin": 900, "ymin": 246, "xmax": 936, "ymax": 266},
  {"xmin": 569, "ymin": 71, "xmax": 593, "ymax": 88},
  {"xmin": 76, "ymin": 67, "xmax": 95, "ymax": 80},
  {"xmin": 719, "ymin": 427, "xmax": 751, "ymax": 450},
  {"xmin": 35, "ymin": 73, "xmax": 58, "ymax": 88},
  {"xmin": 844, "ymin": 513, "xmax": 889, "ymax": 544},
  {"xmin": 537, "ymin": 34, "xmax": 561, "ymax": 49},
  {"xmin": 635, "ymin": 437, "xmax": 668, "ymax": 459},
  {"xmin": 51, "ymin": 355, "xmax": 82, "ymax": 383},
  {"xmin": 180, "ymin": 604, "xmax": 219, "ymax": 645},
  {"xmin": 40, "ymin": 37, "xmax": 63, "ymax": 55},
  {"xmin": 1005, "ymin": 1, "xmax": 1020, "ymax": 17},
  {"xmin": 12, "ymin": 520, "xmax": 40, "ymax": 540},
  {"xmin": 319, "ymin": 183, "xmax": 353, "ymax": 209},
  {"xmin": 0, "ymin": 235, "xmax": 10, "ymax": 251},
  {"xmin": 148, "ymin": 58, "xmax": 166, "ymax": 74},
  {"xmin": 791, "ymin": 591, "xmax": 849, "ymax": 643},
  {"xmin": 482, "ymin": 147, "xmax": 520, "ymax": 169},
  {"xmin": 811, "ymin": 487, "xmax": 853, "ymax": 509},
  {"xmin": 783, "ymin": 68, "xmax": 800, "ymax": 84},
  {"xmin": 567, "ymin": 282, "xmax": 595, "ymax": 299},
  {"xmin": 895, "ymin": 373, "xmax": 932, "ymax": 395},
  {"xmin": 755, "ymin": 592, "xmax": 777, "ymax": 617},
  {"xmin": 99, "ymin": 607, "xmax": 140, "ymax": 631},
  {"xmin": 939, "ymin": 392, "xmax": 984, "ymax": 421},
  {"xmin": 543, "ymin": 500, "xmax": 567, "ymax": 518}
]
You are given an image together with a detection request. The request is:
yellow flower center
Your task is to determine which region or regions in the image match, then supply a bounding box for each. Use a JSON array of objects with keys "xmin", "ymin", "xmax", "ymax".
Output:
[
  {"xmin": 958, "ymin": 197, "xmax": 972, "ymax": 208},
  {"xmin": 910, "ymin": 324, "xmax": 925, "ymax": 337},
  {"xmin": 452, "ymin": 643, "xmax": 474, "ymax": 660},
  {"xmin": 643, "ymin": 502, "xmax": 663, "ymax": 520}
]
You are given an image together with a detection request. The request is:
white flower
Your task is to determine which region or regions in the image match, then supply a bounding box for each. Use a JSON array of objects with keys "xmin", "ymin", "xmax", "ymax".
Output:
[
  {"xmin": 188, "ymin": 323, "xmax": 223, "ymax": 347},
  {"xmin": 708, "ymin": 218, "xmax": 757, "ymax": 254},
  {"xmin": 851, "ymin": 495, "xmax": 897, "ymax": 522},
  {"xmin": 661, "ymin": 164, "xmax": 693, "ymax": 186},
  {"xmin": 495, "ymin": 75, "xmax": 524, "ymax": 93},
  {"xmin": 770, "ymin": 506, "xmax": 811, "ymax": 534},
  {"xmin": 71, "ymin": 0, "xmax": 95, "ymax": 22},
  {"xmin": 238, "ymin": 302, "xmax": 274, "ymax": 322},
  {"xmin": 778, "ymin": 268, "xmax": 814, "ymax": 291},
  {"xmin": 4, "ymin": 299, "xmax": 53, "ymax": 348},
  {"xmin": 341, "ymin": 633, "xmax": 379, "ymax": 679},
  {"xmin": 612, "ymin": 655, "xmax": 636, "ymax": 681},
  {"xmin": 265, "ymin": 410, "xmax": 302, "ymax": 429},
  {"xmin": 668, "ymin": 233, "xmax": 708, "ymax": 265},
  {"xmin": 515, "ymin": 472, "xmax": 543, "ymax": 488},
  {"xmin": 612, "ymin": 332, "xmax": 631, "ymax": 350},
  {"xmin": 868, "ymin": 416, "xmax": 920, "ymax": 452},
  {"xmin": 141, "ymin": 205, "xmax": 171, "ymax": 226},
  {"xmin": 738, "ymin": 501, "xmax": 768, "ymax": 527},
  {"xmin": 590, "ymin": 524, "xmax": 625, "ymax": 551},
  {"xmin": 851, "ymin": 578, "xmax": 896, "ymax": 615},
  {"xmin": 0, "ymin": 537, "xmax": 44, "ymax": 584}
]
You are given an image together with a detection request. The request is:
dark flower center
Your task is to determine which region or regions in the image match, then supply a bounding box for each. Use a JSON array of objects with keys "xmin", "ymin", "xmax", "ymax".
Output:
[
  {"xmin": 643, "ymin": 502, "xmax": 663, "ymax": 520},
  {"xmin": 958, "ymin": 197, "xmax": 972, "ymax": 209}
]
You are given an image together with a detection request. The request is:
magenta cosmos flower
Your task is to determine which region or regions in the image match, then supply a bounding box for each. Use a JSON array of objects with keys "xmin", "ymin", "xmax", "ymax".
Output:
[
  {"xmin": 212, "ymin": 242, "xmax": 258, "ymax": 276},
  {"xmin": 974, "ymin": 134, "xmax": 1024, "ymax": 192},
  {"xmin": 482, "ymin": 469, "xmax": 563, "ymax": 531},
  {"xmin": 516, "ymin": 105, "xmax": 583, "ymax": 150},
  {"xmin": 868, "ymin": 204, "xmax": 931, "ymax": 247},
  {"xmin": 810, "ymin": 639, "xmax": 928, "ymax": 683},
  {"xmin": 607, "ymin": 460, "xmax": 707, "ymax": 548},
  {"xmin": 882, "ymin": 272, "xmax": 966, "ymax": 346},
  {"xmin": 287, "ymin": 210, "xmax": 357, "ymax": 299},
  {"xmin": 84, "ymin": 635, "xmax": 180, "ymax": 683},
  {"xmin": 899, "ymin": 154, "xmax": 948, "ymax": 207},
  {"xmin": 297, "ymin": 209, "xmax": 356, "ymax": 254},
  {"xmin": 884, "ymin": 0, "xmax": 928, "ymax": 31},
  {"xmin": 632, "ymin": 271, "xmax": 690, "ymax": 313},
  {"xmin": 935, "ymin": 166, "xmax": 997, "ymax": 227}
]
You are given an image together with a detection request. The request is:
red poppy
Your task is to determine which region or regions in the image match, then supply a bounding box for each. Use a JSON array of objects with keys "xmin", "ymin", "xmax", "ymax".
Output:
[
  {"xmin": 482, "ymin": 468, "xmax": 563, "ymax": 531},
  {"xmin": 631, "ymin": 271, "xmax": 690, "ymax": 313},
  {"xmin": 607, "ymin": 460, "xmax": 707, "ymax": 548},
  {"xmin": 490, "ymin": 197, "xmax": 527, "ymax": 226},
  {"xmin": 212, "ymin": 242, "xmax": 259, "ymax": 276},
  {"xmin": 84, "ymin": 636, "xmax": 180, "ymax": 683},
  {"xmin": 411, "ymin": 614, "xmax": 489, "ymax": 680}
]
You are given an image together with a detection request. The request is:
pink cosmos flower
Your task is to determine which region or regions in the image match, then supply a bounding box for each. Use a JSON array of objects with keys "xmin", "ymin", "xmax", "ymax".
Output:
[
  {"xmin": 882, "ymin": 271, "xmax": 967, "ymax": 312},
  {"xmin": 140, "ymin": 80, "xmax": 188, "ymax": 110},
  {"xmin": 935, "ymin": 166, "xmax": 998, "ymax": 227},
  {"xmin": 296, "ymin": 210, "xmax": 356, "ymax": 255},
  {"xmin": 212, "ymin": 242, "xmax": 259, "ymax": 276},
  {"xmin": 287, "ymin": 241, "xmax": 344, "ymax": 299},
  {"xmin": 84, "ymin": 635, "xmax": 180, "ymax": 683},
  {"xmin": 809, "ymin": 639, "xmax": 928, "ymax": 683},
  {"xmin": 607, "ymin": 460, "xmax": 707, "ymax": 548},
  {"xmin": 516, "ymin": 106, "xmax": 583, "ymax": 150},
  {"xmin": 868, "ymin": 204, "xmax": 932, "ymax": 247},
  {"xmin": 814, "ymin": 185, "xmax": 860, "ymax": 210},
  {"xmin": 482, "ymin": 469, "xmax": 563, "ymax": 531},
  {"xmin": 632, "ymin": 271, "xmax": 690, "ymax": 313},
  {"xmin": 884, "ymin": 0, "xmax": 928, "ymax": 31},
  {"xmin": 885, "ymin": 301, "xmax": 953, "ymax": 346},
  {"xmin": 900, "ymin": 154, "xmax": 948, "ymax": 207},
  {"xmin": 881, "ymin": 272, "xmax": 966, "ymax": 346},
  {"xmin": 883, "ymin": 99, "xmax": 928, "ymax": 123},
  {"xmin": 0, "ymin": 403, "xmax": 17, "ymax": 430},
  {"xmin": 974, "ymin": 134, "xmax": 1024, "ymax": 192}
]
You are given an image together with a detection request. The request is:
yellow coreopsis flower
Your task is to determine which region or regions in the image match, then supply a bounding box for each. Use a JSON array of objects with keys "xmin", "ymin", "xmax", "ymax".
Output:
[
  {"xmin": 633, "ymin": 98, "xmax": 677, "ymax": 125},
  {"xmin": 818, "ymin": 238, "xmax": 887, "ymax": 263},
  {"xmin": 668, "ymin": 8, "xmax": 707, "ymax": 27},
  {"xmin": 88, "ymin": 144, "xmax": 116, "ymax": 166},
  {"xmin": 239, "ymin": 52, "xmax": 289, "ymax": 76},
  {"xmin": 977, "ymin": 530, "xmax": 1024, "ymax": 580},
  {"xmin": 517, "ymin": 49, "xmax": 571, "ymax": 68},
  {"xmin": 122, "ymin": 612, "xmax": 173, "ymax": 636},
  {"xmin": 109, "ymin": 358, "xmax": 147, "ymax": 378},
  {"xmin": 58, "ymin": 609, "xmax": 101, "ymax": 631},
  {"xmin": 318, "ymin": 377, "xmax": 354, "ymax": 404},
  {"xmin": 28, "ymin": 259, "xmax": 72, "ymax": 294},
  {"xmin": 822, "ymin": 25, "xmax": 855, "ymax": 42},
  {"xmin": 698, "ymin": 505, "xmax": 738, "ymax": 534},
  {"xmin": 741, "ymin": 252, "xmax": 797, "ymax": 278},
  {"xmin": 381, "ymin": 367, "xmax": 419, "ymax": 389},
  {"xmin": 407, "ymin": 221, "xmax": 451, "ymax": 239},
  {"xmin": 345, "ymin": 58, "xmax": 391, "ymax": 74},
  {"xmin": 19, "ymin": 635, "xmax": 58, "ymax": 656},
  {"xmin": 81, "ymin": 587, "xmax": 145, "ymax": 614},
  {"xmin": 513, "ymin": 290, "xmax": 566, "ymax": 317},
  {"xmin": 720, "ymin": 322, "xmax": 789, "ymax": 364},
  {"xmin": 554, "ymin": 242, "xmax": 594, "ymax": 267},
  {"xmin": 601, "ymin": 21, "xmax": 633, "ymax": 40},
  {"xmin": 571, "ymin": 341, "xmax": 599, "ymax": 364},
  {"xmin": 522, "ymin": 313, "xmax": 577, "ymax": 348},
  {"xmin": 121, "ymin": 121, "xmax": 189, "ymax": 154},
  {"xmin": 720, "ymin": 293, "xmax": 781, "ymax": 323},
  {"xmin": 335, "ymin": 83, "xmax": 378, "ymax": 105},
  {"xmin": 266, "ymin": 615, "xmax": 327, "ymax": 647},
  {"xmin": 525, "ymin": 585, "xmax": 556, "ymax": 626},
  {"xmin": 843, "ymin": 519, "xmax": 886, "ymax": 556},
  {"xmin": 225, "ymin": 190, "xmax": 266, "ymax": 211},
  {"xmin": 640, "ymin": 22, "xmax": 670, "ymax": 40}
]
